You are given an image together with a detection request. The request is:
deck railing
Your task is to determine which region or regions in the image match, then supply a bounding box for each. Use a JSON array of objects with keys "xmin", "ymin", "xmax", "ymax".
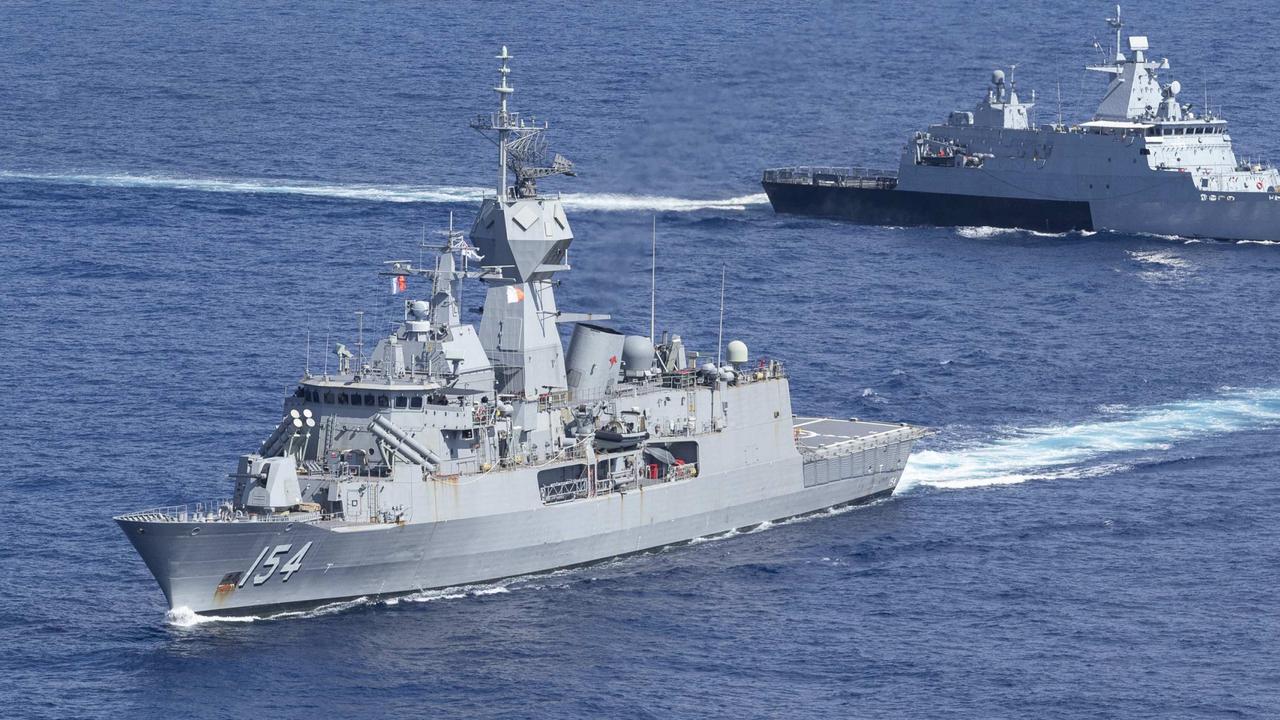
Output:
[
  {"xmin": 796, "ymin": 426, "xmax": 929, "ymax": 462},
  {"xmin": 762, "ymin": 166, "xmax": 899, "ymax": 189},
  {"xmin": 115, "ymin": 499, "xmax": 331, "ymax": 524}
]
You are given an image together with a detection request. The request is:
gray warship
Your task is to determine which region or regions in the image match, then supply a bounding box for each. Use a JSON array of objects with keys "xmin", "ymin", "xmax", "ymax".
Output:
[
  {"xmin": 763, "ymin": 6, "xmax": 1280, "ymax": 241},
  {"xmin": 115, "ymin": 48, "xmax": 928, "ymax": 617}
]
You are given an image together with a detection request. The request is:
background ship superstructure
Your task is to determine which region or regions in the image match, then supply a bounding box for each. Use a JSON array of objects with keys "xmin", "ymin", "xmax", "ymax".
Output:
[
  {"xmin": 763, "ymin": 6, "xmax": 1280, "ymax": 241},
  {"xmin": 113, "ymin": 49, "xmax": 926, "ymax": 616}
]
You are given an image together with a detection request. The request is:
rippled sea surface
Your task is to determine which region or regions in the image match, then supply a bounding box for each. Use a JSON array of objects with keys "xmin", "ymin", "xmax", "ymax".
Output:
[{"xmin": 3, "ymin": 2, "xmax": 1280, "ymax": 718}]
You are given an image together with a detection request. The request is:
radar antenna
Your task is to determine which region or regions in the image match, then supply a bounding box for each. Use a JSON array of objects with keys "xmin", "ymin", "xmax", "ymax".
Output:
[{"xmin": 470, "ymin": 46, "xmax": 575, "ymax": 200}]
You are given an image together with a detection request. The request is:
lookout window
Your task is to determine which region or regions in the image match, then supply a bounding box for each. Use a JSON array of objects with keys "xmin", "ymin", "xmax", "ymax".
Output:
[
  {"xmin": 324, "ymin": 392, "xmax": 334, "ymax": 403},
  {"xmin": 394, "ymin": 396, "xmax": 408, "ymax": 409},
  {"xmin": 410, "ymin": 396, "xmax": 424, "ymax": 409},
  {"xmin": 364, "ymin": 394, "xmax": 375, "ymax": 406},
  {"xmin": 377, "ymin": 395, "xmax": 389, "ymax": 408},
  {"xmin": 338, "ymin": 393, "xmax": 349, "ymax": 405}
]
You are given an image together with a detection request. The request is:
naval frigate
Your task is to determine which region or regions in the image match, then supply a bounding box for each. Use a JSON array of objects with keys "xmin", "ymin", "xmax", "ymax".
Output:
[
  {"xmin": 762, "ymin": 6, "xmax": 1280, "ymax": 242},
  {"xmin": 115, "ymin": 48, "xmax": 928, "ymax": 617}
]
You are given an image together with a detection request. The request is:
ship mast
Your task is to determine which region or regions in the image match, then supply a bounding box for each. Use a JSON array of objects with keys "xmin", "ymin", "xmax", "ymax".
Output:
[
  {"xmin": 1107, "ymin": 5, "xmax": 1124, "ymax": 62},
  {"xmin": 495, "ymin": 46, "xmax": 514, "ymax": 201},
  {"xmin": 469, "ymin": 46, "xmax": 579, "ymax": 399}
]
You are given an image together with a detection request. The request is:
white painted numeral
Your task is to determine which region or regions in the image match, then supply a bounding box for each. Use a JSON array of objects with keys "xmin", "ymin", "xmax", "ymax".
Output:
[
  {"xmin": 239, "ymin": 545, "xmax": 271, "ymax": 588},
  {"xmin": 253, "ymin": 544, "xmax": 292, "ymax": 586},
  {"xmin": 279, "ymin": 542, "xmax": 312, "ymax": 582}
]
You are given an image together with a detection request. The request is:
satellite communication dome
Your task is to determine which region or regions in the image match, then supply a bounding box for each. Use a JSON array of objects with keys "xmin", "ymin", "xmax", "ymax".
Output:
[{"xmin": 992, "ymin": 69, "xmax": 1006, "ymax": 85}]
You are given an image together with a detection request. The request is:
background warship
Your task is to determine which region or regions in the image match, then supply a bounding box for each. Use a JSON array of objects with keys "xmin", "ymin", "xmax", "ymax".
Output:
[
  {"xmin": 763, "ymin": 6, "xmax": 1280, "ymax": 242},
  {"xmin": 115, "ymin": 48, "xmax": 927, "ymax": 617}
]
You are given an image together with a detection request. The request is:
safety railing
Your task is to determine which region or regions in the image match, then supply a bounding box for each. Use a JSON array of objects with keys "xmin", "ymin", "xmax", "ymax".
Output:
[
  {"xmin": 797, "ymin": 426, "xmax": 930, "ymax": 462},
  {"xmin": 539, "ymin": 477, "xmax": 589, "ymax": 504},
  {"xmin": 762, "ymin": 166, "xmax": 899, "ymax": 189},
  {"xmin": 115, "ymin": 499, "xmax": 333, "ymax": 524}
]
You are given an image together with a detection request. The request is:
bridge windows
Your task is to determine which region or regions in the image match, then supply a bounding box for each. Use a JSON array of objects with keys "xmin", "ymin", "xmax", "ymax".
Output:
[
  {"xmin": 395, "ymin": 396, "xmax": 408, "ymax": 409},
  {"xmin": 410, "ymin": 396, "xmax": 424, "ymax": 409},
  {"xmin": 337, "ymin": 393, "xmax": 349, "ymax": 405}
]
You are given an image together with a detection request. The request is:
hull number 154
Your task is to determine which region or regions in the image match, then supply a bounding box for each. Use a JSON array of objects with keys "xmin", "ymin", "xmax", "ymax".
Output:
[{"xmin": 237, "ymin": 542, "xmax": 313, "ymax": 588}]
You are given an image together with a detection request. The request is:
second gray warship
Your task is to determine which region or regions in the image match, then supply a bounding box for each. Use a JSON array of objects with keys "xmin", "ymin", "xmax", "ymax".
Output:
[
  {"xmin": 763, "ymin": 6, "xmax": 1280, "ymax": 242},
  {"xmin": 115, "ymin": 48, "xmax": 928, "ymax": 617}
]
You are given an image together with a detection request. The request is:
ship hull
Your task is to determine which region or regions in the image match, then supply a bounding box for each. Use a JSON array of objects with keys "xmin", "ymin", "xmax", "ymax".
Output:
[
  {"xmin": 118, "ymin": 440, "xmax": 915, "ymax": 616},
  {"xmin": 764, "ymin": 179, "xmax": 1280, "ymax": 242},
  {"xmin": 763, "ymin": 181, "xmax": 1096, "ymax": 233}
]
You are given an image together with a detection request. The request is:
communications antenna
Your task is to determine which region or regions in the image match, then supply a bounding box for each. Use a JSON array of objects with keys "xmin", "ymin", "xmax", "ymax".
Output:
[
  {"xmin": 469, "ymin": 46, "xmax": 575, "ymax": 200},
  {"xmin": 716, "ymin": 266, "xmax": 725, "ymax": 366},
  {"xmin": 649, "ymin": 215, "xmax": 657, "ymax": 344}
]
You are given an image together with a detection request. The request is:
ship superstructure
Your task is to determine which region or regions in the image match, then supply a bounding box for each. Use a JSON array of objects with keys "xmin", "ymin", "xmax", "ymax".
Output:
[
  {"xmin": 763, "ymin": 6, "xmax": 1280, "ymax": 241},
  {"xmin": 115, "ymin": 48, "xmax": 927, "ymax": 617}
]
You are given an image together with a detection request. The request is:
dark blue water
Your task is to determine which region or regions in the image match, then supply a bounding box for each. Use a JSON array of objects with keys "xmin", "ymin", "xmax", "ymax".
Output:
[{"xmin": 4, "ymin": 2, "xmax": 1280, "ymax": 718}]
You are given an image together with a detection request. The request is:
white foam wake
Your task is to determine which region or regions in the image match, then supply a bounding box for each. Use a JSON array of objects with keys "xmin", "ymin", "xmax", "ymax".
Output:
[
  {"xmin": 0, "ymin": 170, "xmax": 768, "ymax": 213},
  {"xmin": 165, "ymin": 606, "xmax": 260, "ymax": 627},
  {"xmin": 955, "ymin": 225, "xmax": 1096, "ymax": 239},
  {"xmin": 899, "ymin": 387, "xmax": 1280, "ymax": 491}
]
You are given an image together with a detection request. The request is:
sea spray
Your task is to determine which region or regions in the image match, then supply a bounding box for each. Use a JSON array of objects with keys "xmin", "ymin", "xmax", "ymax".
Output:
[{"xmin": 899, "ymin": 387, "xmax": 1280, "ymax": 491}]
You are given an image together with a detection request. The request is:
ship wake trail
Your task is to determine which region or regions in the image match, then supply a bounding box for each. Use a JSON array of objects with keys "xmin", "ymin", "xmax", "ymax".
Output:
[
  {"xmin": 898, "ymin": 387, "xmax": 1280, "ymax": 492},
  {"xmin": 0, "ymin": 170, "xmax": 769, "ymax": 213}
]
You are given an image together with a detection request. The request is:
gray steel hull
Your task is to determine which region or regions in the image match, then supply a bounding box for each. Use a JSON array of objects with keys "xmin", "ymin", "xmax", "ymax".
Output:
[
  {"xmin": 764, "ymin": 177, "xmax": 1280, "ymax": 242},
  {"xmin": 118, "ymin": 455, "xmax": 907, "ymax": 616}
]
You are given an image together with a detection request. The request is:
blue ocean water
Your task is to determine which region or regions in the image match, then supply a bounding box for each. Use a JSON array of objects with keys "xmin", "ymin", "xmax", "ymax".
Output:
[{"xmin": 3, "ymin": 1, "xmax": 1280, "ymax": 718}]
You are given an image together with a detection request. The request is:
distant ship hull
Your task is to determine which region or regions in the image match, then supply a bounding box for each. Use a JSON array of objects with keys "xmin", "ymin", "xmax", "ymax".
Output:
[
  {"xmin": 118, "ymin": 423, "xmax": 920, "ymax": 616},
  {"xmin": 763, "ymin": 170, "xmax": 1280, "ymax": 241},
  {"xmin": 762, "ymin": 180, "xmax": 1094, "ymax": 233}
]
